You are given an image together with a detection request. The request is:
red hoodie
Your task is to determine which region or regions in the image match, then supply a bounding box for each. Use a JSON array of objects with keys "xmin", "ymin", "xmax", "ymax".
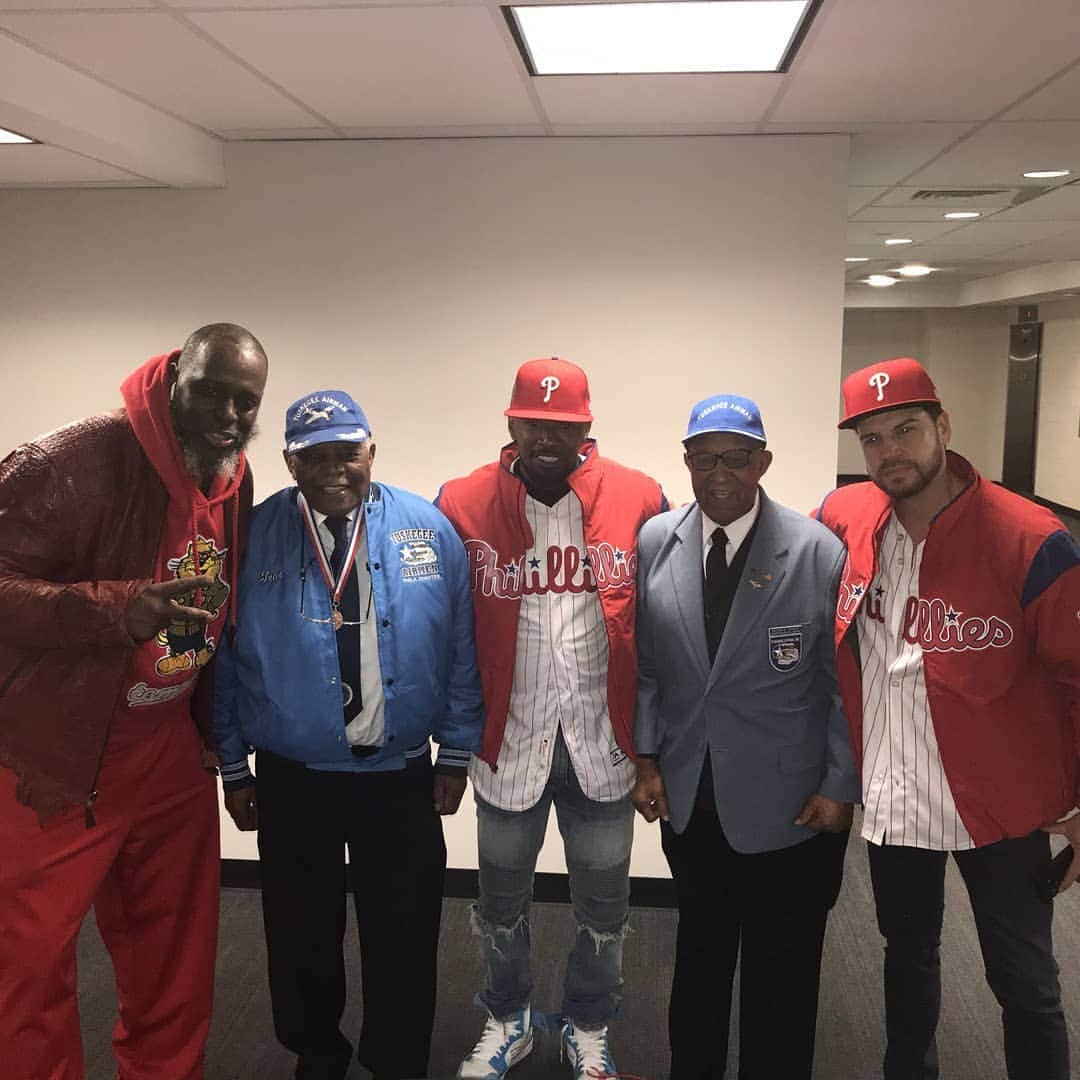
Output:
[
  {"xmin": 109, "ymin": 354, "xmax": 247, "ymax": 745},
  {"xmin": 0, "ymin": 351, "xmax": 253, "ymax": 821}
]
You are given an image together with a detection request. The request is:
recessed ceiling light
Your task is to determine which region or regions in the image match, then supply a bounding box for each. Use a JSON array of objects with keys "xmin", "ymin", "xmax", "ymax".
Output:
[
  {"xmin": 894, "ymin": 264, "xmax": 935, "ymax": 277},
  {"xmin": 0, "ymin": 127, "xmax": 33, "ymax": 144},
  {"xmin": 845, "ymin": 257, "xmax": 870, "ymax": 263},
  {"xmin": 1023, "ymin": 169, "xmax": 1070, "ymax": 179},
  {"xmin": 866, "ymin": 275, "xmax": 899, "ymax": 287},
  {"xmin": 884, "ymin": 238, "xmax": 913, "ymax": 246},
  {"xmin": 506, "ymin": 1, "xmax": 818, "ymax": 76},
  {"xmin": 944, "ymin": 211, "xmax": 980, "ymax": 220}
]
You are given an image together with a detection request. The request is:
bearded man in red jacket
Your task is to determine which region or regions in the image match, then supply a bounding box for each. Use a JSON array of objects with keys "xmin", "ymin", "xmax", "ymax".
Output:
[
  {"xmin": 816, "ymin": 356, "xmax": 1080, "ymax": 1080},
  {"xmin": 0, "ymin": 323, "xmax": 268, "ymax": 1080},
  {"xmin": 437, "ymin": 358, "xmax": 666, "ymax": 1080}
]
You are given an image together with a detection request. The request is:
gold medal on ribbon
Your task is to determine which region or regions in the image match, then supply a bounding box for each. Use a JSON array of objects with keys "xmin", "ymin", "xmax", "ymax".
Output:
[{"xmin": 298, "ymin": 492, "xmax": 367, "ymax": 632}]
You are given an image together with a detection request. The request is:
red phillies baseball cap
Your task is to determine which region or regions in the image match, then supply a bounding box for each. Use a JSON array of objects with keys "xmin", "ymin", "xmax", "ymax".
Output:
[
  {"xmin": 839, "ymin": 357, "xmax": 941, "ymax": 429},
  {"xmin": 505, "ymin": 357, "xmax": 594, "ymax": 423}
]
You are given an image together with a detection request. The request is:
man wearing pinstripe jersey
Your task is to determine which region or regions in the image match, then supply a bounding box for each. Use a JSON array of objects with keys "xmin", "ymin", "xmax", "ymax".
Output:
[
  {"xmin": 818, "ymin": 357, "xmax": 1080, "ymax": 1080},
  {"xmin": 436, "ymin": 358, "xmax": 667, "ymax": 1080}
]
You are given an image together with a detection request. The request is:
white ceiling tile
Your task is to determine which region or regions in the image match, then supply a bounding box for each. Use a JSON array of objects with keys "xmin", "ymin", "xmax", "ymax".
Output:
[
  {"xmin": 846, "ymin": 125, "xmax": 977, "ymax": 185},
  {"xmin": 841, "ymin": 250, "xmax": 895, "ymax": 263},
  {"xmin": 851, "ymin": 205, "xmax": 994, "ymax": 223},
  {"xmin": 338, "ymin": 124, "xmax": 547, "ymax": 137},
  {"xmin": 0, "ymin": 0, "xmax": 151, "ymax": 8},
  {"xmin": 772, "ymin": 0, "xmax": 1080, "ymax": 123},
  {"xmin": 0, "ymin": 143, "xmax": 145, "ymax": 183},
  {"xmin": 905, "ymin": 122, "xmax": 1080, "ymax": 187},
  {"xmin": 766, "ymin": 123, "xmax": 974, "ymax": 185},
  {"xmin": 549, "ymin": 122, "xmax": 759, "ymax": 136},
  {"xmin": 929, "ymin": 220, "xmax": 1067, "ymax": 246},
  {"xmin": 188, "ymin": 7, "xmax": 539, "ymax": 127},
  {"xmin": 981, "ymin": 229, "xmax": 1080, "ymax": 262},
  {"xmin": 1003, "ymin": 63, "xmax": 1080, "ymax": 122},
  {"xmin": 165, "ymin": 0, "xmax": 443, "ymax": 6},
  {"xmin": 0, "ymin": 11, "xmax": 320, "ymax": 130},
  {"xmin": 847, "ymin": 221, "xmax": 956, "ymax": 245},
  {"xmin": 535, "ymin": 73, "xmax": 782, "ymax": 125},
  {"xmin": 993, "ymin": 183, "xmax": 1080, "ymax": 222},
  {"xmin": 902, "ymin": 241, "xmax": 1033, "ymax": 261},
  {"xmin": 848, "ymin": 186, "xmax": 888, "ymax": 213},
  {"xmin": 842, "ymin": 243, "xmax": 916, "ymax": 259},
  {"xmin": 962, "ymin": 261, "xmax": 1034, "ymax": 278},
  {"xmin": 219, "ymin": 127, "xmax": 337, "ymax": 140}
]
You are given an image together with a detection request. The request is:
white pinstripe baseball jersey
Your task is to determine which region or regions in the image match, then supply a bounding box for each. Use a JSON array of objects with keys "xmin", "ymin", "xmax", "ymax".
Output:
[
  {"xmin": 468, "ymin": 490, "xmax": 634, "ymax": 811},
  {"xmin": 857, "ymin": 513, "xmax": 974, "ymax": 851}
]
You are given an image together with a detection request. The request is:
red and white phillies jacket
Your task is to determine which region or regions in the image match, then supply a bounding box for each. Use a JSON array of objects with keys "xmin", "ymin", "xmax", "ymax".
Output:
[
  {"xmin": 816, "ymin": 452, "xmax": 1080, "ymax": 847},
  {"xmin": 436, "ymin": 441, "xmax": 666, "ymax": 768}
]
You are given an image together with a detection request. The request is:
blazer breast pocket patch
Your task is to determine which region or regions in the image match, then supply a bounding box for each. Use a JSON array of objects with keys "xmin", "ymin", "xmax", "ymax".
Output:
[{"xmin": 768, "ymin": 624, "xmax": 804, "ymax": 672}]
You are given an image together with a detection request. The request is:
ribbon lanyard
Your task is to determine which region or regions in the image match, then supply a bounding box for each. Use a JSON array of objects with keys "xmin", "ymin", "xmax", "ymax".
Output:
[{"xmin": 297, "ymin": 492, "xmax": 365, "ymax": 629}]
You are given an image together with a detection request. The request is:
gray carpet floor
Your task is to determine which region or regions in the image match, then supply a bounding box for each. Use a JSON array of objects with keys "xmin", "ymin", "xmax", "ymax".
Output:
[{"xmin": 76, "ymin": 834, "xmax": 1080, "ymax": 1079}]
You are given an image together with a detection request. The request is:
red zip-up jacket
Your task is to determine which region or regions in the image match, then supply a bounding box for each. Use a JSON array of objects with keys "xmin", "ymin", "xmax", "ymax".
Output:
[
  {"xmin": 815, "ymin": 452, "xmax": 1080, "ymax": 846},
  {"xmin": 437, "ymin": 441, "xmax": 666, "ymax": 768},
  {"xmin": 0, "ymin": 353, "xmax": 252, "ymax": 823}
]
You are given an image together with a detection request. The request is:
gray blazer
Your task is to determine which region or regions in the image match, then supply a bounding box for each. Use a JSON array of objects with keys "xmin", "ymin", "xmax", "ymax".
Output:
[{"xmin": 634, "ymin": 490, "xmax": 859, "ymax": 851}]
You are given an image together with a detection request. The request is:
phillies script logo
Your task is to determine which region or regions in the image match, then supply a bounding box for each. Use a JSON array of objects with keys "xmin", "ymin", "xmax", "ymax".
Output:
[
  {"xmin": 901, "ymin": 597, "xmax": 1015, "ymax": 653},
  {"xmin": 465, "ymin": 539, "xmax": 635, "ymax": 598}
]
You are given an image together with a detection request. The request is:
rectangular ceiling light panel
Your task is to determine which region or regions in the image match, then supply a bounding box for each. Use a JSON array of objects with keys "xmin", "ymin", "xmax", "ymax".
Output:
[
  {"xmin": 0, "ymin": 127, "xmax": 34, "ymax": 144},
  {"xmin": 508, "ymin": 1, "xmax": 817, "ymax": 75}
]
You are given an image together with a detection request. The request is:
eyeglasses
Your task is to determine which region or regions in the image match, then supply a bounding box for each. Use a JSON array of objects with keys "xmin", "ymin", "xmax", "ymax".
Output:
[{"xmin": 685, "ymin": 448, "xmax": 758, "ymax": 472}]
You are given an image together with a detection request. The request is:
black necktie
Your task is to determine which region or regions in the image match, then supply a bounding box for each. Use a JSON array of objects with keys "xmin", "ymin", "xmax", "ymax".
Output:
[
  {"xmin": 326, "ymin": 515, "xmax": 362, "ymax": 721},
  {"xmin": 704, "ymin": 526, "xmax": 730, "ymax": 661}
]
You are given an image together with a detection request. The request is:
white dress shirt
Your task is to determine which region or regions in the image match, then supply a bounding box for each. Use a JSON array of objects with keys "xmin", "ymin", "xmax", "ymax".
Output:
[
  {"xmin": 313, "ymin": 507, "xmax": 385, "ymax": 749},
  {"xmin": 700, "ymin": 491, "xmax": 760, "ymax": 572}
]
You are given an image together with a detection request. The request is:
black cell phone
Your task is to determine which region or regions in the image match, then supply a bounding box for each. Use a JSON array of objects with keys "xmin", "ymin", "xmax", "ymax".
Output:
[{"xmin": 1034, "ymin": 845, "xmax": 1074, "ymax": 903}]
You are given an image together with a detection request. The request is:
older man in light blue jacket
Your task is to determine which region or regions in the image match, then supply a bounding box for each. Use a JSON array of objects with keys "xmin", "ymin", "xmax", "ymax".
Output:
[
  {"xmin": 633, "ymin": 393, "xmax": 858, "ymax": 1080},
  {"xmin": 214, "ymin": 390, "xmax": 483, "ymax": 1080}
]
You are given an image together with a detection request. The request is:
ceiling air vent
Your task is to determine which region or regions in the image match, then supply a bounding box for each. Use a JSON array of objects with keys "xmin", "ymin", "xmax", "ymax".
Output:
[
  {"xmin": 910, "ymin": 188, "xmax": 1010, "ymax": 199},
  {"xmin": 874, "ymin": 186, "xmax": 1054, "ymax": 211}
]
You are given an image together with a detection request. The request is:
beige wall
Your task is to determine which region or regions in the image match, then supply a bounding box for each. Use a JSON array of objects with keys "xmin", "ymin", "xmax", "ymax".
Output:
[
  {"xmin": 839, "ymin": 307, "xmax": 1012, "ymax": 484},
  {"xmin": 839, "ymin": 309, "xmax": 927, "ymax": 475},
  {"xmin": 1037, "ymin": 297, "xmax": 1080, "ymax": 509},
  {"xmin": 840, "ymin": 305, "xmax": 1079, "ymax": 510},
  {"xmin": 0, "ymin": 135, "xmax": 849, "ymax": 874}
]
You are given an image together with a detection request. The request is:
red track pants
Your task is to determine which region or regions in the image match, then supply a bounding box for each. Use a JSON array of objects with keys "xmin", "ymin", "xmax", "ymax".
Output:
[{"xmin": 0, "ymin": 713, "xmax": 220, "ymax": 1080}]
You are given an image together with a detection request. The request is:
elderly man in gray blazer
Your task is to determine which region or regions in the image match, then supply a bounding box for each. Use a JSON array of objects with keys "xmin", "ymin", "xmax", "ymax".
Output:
[{"xmin": 633, "ymin": 394, "xmax": 859, "ymax": 1080}]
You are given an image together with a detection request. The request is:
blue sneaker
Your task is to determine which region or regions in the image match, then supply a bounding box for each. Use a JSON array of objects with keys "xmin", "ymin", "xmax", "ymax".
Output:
[
  {"xmin": 458, "ymin": 1005, "xmax": 534, "ymax": 1079},
  {"xmin": 561, "ymin": 1019, "xmax": 616, "ymax": 1080}
]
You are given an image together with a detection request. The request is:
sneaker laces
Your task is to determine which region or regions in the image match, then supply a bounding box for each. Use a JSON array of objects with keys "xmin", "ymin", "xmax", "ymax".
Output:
[
  {"xmin": 562, "ymin": 1024, "xmax": 622, "ymax": 1079},
  {"xmin": 468, "ymin": 1012, "xmax": 525, "ymax": 1065}
]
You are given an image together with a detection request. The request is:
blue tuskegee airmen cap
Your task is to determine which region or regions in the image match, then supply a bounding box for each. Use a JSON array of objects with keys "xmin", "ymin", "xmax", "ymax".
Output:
[
  {"xmin": 284, "ymin": 390, "xmax": 371, "ymax": 454},
  {"xmin": 683, "ymin": 394, "xmax": 767, "ymax": 444}
]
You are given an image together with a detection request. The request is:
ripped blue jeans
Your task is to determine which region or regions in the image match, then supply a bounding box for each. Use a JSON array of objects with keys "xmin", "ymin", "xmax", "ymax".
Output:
[{"xmin": 472, "ymin": 731, "xmax": 633, "ymax": 1028}]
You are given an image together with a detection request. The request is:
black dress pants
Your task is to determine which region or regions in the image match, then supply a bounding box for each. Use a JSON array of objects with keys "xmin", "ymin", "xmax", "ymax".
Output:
[
  {"xmin": 660, "ymin": 768, "xmax": 848, "ymax": 1080},
  {"xmin": 256, "ymin": 750, "xmax": 447, "ymax": 1080},
  {"xmin": 868, "ymin": 833, "xmax": 1068, "ymax": 1080}
]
